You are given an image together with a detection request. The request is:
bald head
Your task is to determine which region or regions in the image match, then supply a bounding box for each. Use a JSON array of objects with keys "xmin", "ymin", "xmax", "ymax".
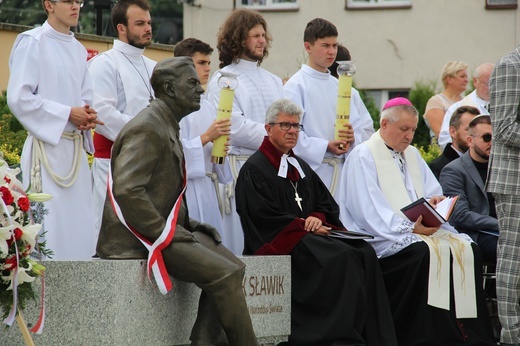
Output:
[{"xmin": 473, "ymin": 63, "xmax": 494, "ymax": 101}]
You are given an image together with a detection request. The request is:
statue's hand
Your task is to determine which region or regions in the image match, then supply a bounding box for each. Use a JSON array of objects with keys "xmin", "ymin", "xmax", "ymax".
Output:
[{"xmin": 193, "ymin": 222, "xmax": 222, "ymax": 243}]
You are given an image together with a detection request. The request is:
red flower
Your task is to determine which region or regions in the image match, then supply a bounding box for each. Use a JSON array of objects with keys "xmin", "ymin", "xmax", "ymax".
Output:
[
  {"xmin": 4, "ymin": 256, "xmax": 17, "ymax": 271},
  {"xmin": 0, "ymin": 186, "xmax": 14, "ymax": 205},
  {"xmin": 21, "ymin": 245, "xmax": 31, "ymax": 258},
  {"xmin": 4, "ymin": 176, "xmax": 11, "ymax": 184},
  {"xmin": 14, "ymin": 228, "xmax": 23, "ymax": 241},
  {"xmin": 17, "ymin": 197, "xmax": 30, "ymax": 212}
]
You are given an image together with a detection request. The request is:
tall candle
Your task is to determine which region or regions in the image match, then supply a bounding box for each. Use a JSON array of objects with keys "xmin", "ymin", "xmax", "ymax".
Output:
[
  {"xmin": 335, "ymin": 74, "xmax": 352, "ymax": 150},
  {"xmin": 211, "ymin": 87, "xmax": 234, "ymax": 164}
]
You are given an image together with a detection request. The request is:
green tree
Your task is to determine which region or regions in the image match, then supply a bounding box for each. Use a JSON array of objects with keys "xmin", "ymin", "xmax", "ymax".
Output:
[
  {"xmin": 408, "ymin": 80, "xmax": 436, "ymax": 149},
  {"xmin": 357, "ymin": 87, "xmax": 380, "ymax": 130},
  {"xmin": 0, "ymin": 91, "xmax": 27, "ymax": 165},
  {"xmin": 0, "ymin": 1, "xmax": 183, "ymax": 43},
  {"xmin": 0, "ymin": 0, "xmax": 47, "ymax": 26}
]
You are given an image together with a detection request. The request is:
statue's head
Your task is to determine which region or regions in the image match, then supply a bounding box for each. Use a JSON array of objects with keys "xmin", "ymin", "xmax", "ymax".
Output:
[{"xmin": 150, "ymin": 57, "xmax": 205, "ymax": 120}]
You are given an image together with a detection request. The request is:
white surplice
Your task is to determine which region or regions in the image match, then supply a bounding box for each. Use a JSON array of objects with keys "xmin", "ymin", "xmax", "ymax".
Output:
[
  {"xmin": 339, "ymin": 132, "xmax": 477, "ymax": 317},
  {"xmin": 87, "ymin": 40, "xmax": 156, "ymax": 234},
  {"xmin": 283, "ymin": 64, "xmax": 374, "ymax": 201},
  {"xmin": 206, "ymin": 59, "xmax": 283, "ymax": 254},
  {"xmin": 7, "ymin": 21, "xmax": 96, "ymax": 260},
  {"xmin": 438, "ymin": 90, "xmax": 490, "ymax": 150},
  {"xmin": 339, "ymin": 137, "xmax": 470, "ymax": 258},
  {"xmin": 179, "ymin": 96, "xmax": 232, "ymax": 235}
]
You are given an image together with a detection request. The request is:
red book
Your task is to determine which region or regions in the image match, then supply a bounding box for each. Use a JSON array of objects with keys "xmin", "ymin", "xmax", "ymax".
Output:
[{"xmin": 400, "ymin": 196, "xmax": 459, "ymax": 228}]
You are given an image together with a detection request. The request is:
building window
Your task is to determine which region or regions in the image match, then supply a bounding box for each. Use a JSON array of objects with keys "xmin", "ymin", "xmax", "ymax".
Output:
[
  {"xmin": 486, "ymin": 0, "xmax": 517, "ymax": 9},
  {"xmin": 236, "ymin": 0, "xmax": 299, "ymax": 11},
  {"xmin": 366, "ymin": 89, "xmax": 410, "ymax": 111},
  {"xmin": 346, "ymin": 0, "xmax": 412, "ymax": 9}
]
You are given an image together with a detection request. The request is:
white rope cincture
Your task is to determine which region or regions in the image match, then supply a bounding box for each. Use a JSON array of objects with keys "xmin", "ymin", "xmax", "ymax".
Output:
[
  {"xmin": 322, "ymin": 156, "xmax": 345, "ymax": 196},
  {"xmin": 30, "ymin": 132, "xmax": 83, "ymax": 193},
  {"xmin": 205, "ymin": 172, "xmax": 224, "ymax": 216},
  {"xmin": 224, "ymin": 154, "xmax": 250, "ymax": 215}
]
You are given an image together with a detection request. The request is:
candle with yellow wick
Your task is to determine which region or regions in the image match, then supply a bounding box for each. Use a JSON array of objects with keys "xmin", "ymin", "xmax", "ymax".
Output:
[
  {"xmin": 211, "ymin": 72, "xmax": 239, "ymax": 164},
  {"xmin": 334, "ymin": 61, "xmax": 356, "ymax": 150}
]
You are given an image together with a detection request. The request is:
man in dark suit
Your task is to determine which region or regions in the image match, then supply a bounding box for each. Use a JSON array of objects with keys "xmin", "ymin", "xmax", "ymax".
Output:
[
  {"xmin": 429, "ymin": 105, "xmax": 480, "ymax": 179},
  {"xmin": 96, "ymin": 57, "xmax": 258, "ymax": 346},
  {"xmin": 439, "ymin": 114, "xmax": 497, "ymax": 265},
  {"xmin": 487, "ymin": 46, "xmax": 520, "ymax": 346}
]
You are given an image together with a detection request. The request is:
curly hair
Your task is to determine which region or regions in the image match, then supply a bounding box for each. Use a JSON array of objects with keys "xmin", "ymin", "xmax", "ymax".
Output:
[{"xmin": 216, "ymin": 9, "xmax": 272, "ymax": 68}]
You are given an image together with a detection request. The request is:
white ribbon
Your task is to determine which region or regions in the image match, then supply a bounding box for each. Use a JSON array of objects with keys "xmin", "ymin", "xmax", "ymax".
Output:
[{"xmin": 278, "ymin": 154, "xmax": 306, "ymax": 179}]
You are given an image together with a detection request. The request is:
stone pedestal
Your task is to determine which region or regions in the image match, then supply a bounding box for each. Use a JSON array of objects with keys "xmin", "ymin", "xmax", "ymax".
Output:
[{"xmin": 3, "ymin": 256, "xmax": 290, "ymax": 346}]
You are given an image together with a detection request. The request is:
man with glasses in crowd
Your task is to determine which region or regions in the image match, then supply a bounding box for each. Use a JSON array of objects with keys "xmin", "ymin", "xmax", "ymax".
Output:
[
  {"xmin": 7, "ymin": 0, "xmax": 103, "ymax": 259},
  {"xmin": 236, "ymin": 98, "xmax": 397, "ymax": 346}
]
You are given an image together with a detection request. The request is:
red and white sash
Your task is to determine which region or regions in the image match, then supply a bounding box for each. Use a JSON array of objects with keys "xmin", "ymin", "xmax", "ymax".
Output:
[{"xmin": 107, "ymin": 164, "xmax": 186, "ymax": 295}]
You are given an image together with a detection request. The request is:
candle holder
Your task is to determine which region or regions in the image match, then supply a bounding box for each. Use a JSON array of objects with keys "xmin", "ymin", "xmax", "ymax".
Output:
[
  {"xmin": 211, "ymin": 72, "xmax": 239, "ymax": 164},
  {"xmin": 335, "ymin": 61, "xmax": 357, "ymax": 150}
]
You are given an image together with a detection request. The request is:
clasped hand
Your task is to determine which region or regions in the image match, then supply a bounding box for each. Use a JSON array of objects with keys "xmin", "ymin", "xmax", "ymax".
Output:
[{"xmin": 69, "ymin": 104, "xmax": 104, "ymax": 130}]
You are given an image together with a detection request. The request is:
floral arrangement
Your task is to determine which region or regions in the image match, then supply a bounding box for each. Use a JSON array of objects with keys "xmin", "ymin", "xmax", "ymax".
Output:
[{"xmin": 0, "ymin": 156, "xmax": 51, "ymax": 322}]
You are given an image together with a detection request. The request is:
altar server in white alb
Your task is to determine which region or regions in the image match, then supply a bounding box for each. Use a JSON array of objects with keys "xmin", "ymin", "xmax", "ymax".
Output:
[
  {"xmin": 88, "ymin": 0, "xmax": 156, "ymax": 235},
  {"xmin": 175, "ymin": 38, "xmax": 232, "ymax": 234},
  {"xmin": 7, "ymin": 0, "xmax": 103, "ymax": 260},
  {"xmin": 283, "ymin": 18, "xmax": 374, "ymax": 202},
  {"xmin": 206, "ymin": 9, "xmax": 283, "ymax": 254},
  {"xmin": 339, "ymin": 97, "xmax": 495, "ymax": 346}
]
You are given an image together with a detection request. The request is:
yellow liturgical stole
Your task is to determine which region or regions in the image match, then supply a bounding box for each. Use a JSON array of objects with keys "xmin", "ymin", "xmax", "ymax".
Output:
[{"xmin": 366, "ymin": 130, "xmax": 477, "ymax": 318}]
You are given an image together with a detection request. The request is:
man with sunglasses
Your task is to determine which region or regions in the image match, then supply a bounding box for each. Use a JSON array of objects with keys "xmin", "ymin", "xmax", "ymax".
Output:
[
  {"xmin": 439, "ymin": 114, "xmax": 498, "ymax": 265},
  {"xmin": 7, "ymin": 0, "xmax": 103, "ymax": 260},
  {"xmin": 429, "ymin": 105, "xmax": 480, "ymax": 179},
  {"xmin": 236, "ymin": 99, "xmax": 397, "ymax": 346}
]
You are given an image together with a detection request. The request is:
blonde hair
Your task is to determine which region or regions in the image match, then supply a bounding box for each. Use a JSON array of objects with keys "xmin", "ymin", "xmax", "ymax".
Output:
[{"xmin": 441, "ymin": 61, "xmax": 468, "ymax": 88}]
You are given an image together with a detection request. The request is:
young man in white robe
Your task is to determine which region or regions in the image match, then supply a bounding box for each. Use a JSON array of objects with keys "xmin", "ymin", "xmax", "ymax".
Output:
[
  {"xmin": 339, "ymin": 97, "xmax": 495, "ymax": 345},
  {"xmin": 206, "ymin": 9, "xmax": 283, "ymax": 255},
  {"xmin": 175, "ymin": 38, "xmax": 232, "ymax": 235},
  {"xmin": 283, "ymin": 18, "xmax": 374, "ymax": 202},
  {"xmin": 88, "ymin": 0, "xmax": 156, "ymax": 235},
  {"xmin": 7, "ymin": 0, "xmax": 103, "ymax": 260}
]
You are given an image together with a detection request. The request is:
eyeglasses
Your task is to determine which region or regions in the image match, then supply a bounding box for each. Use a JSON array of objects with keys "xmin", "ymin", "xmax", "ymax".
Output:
[
  {"xmin": 269, "ymin": 122, "xmax": 304, "ymax": 132},
  {"xmin": 49, "ymin": 0, "xmax": 84, "ymax": 7},
  {"xmin": 472, "ymin": 133, "xmax": 492, "ymax": 143}
]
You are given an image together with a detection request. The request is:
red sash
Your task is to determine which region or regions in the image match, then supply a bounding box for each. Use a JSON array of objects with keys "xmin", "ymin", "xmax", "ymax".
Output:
[
  {"xmin": 93, "ymin": 132, "xmax": 113, "ymax": 159},
  {"xmin": 107, "ymin": 163, "xmax": 186, "ymax": 294}
]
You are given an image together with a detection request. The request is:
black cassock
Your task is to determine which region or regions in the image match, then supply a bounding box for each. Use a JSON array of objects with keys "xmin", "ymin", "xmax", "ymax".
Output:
[{"xmin": 236, "ymin": 137, "xmax": 397, "ymax": 346}]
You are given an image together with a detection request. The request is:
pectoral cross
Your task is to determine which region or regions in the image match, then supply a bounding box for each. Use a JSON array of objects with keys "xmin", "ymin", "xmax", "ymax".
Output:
[
  {"xmin": 294, "ymin": 191, "xmax": 303, "ymax": 211},
  {"xmin": 290, "ymin": 180, "xmax": 303, "ymax": 211}
]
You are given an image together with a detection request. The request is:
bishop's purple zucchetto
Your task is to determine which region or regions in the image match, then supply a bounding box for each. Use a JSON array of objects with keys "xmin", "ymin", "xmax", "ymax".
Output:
[{"xmin": 382, "ymin": 97, "xmax": 413, "ymax": 110}]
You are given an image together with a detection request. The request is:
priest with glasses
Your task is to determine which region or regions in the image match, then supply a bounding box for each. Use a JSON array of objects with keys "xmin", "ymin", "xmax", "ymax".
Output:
[{"xmin": 235, "ymin": 98, "xmax": 397, "ymax": 346}]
